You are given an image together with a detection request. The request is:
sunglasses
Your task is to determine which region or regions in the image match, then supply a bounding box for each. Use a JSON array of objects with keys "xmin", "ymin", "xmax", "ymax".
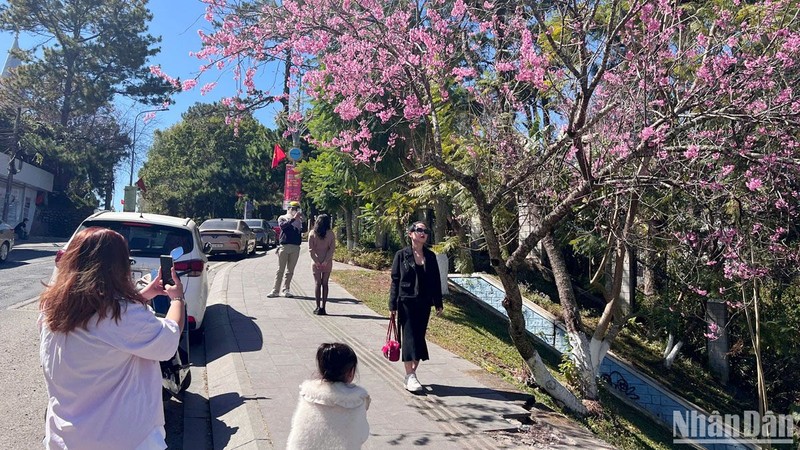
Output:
[{"xmin": 412, "ymin": 228, "xmax": 430, "ymax": 235}]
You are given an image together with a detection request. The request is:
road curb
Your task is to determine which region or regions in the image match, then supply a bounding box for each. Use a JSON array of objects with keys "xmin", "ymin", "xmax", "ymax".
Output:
[{"xmin": 205, "ymin": 263, "xmax": 273, "ymax": 449}]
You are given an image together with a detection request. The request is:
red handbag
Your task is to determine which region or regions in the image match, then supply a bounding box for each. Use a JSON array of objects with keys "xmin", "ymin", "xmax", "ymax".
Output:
[{"xmin": 382, "ymin": 318, "xmax": 400, "ymax": 362}]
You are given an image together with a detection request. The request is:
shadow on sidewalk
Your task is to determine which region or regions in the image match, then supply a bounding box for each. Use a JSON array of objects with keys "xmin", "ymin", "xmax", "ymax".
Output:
[
  {"xmin": 289, "ymin": 296, "xmax": 385, "ymax": 320},
  {"xmin": 426, "ymin": 383, "xmax": 532, "ymax": 403},
  {"xmin": 292, "ymin": 296, "xmax": 360, "ymax": 305},
  {"xmin": 313, "ymin": 311, "xmax": 385, "ymax": 320},
  {"xmin": 1, "ymin": 247, "xmax": 59, "ymax": 267},
  {"xmin": 208, "ymin": 392, "xmax": 269, "ymax": 449},
  {"xmin": 204, "ymin": 304, "xmax": 263, "ymax": 364}
]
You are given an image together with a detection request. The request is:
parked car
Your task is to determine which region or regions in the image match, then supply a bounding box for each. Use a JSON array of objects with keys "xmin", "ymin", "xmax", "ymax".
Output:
[
  {"xmin": 268, "ymin": 219, "xmax": 281, "ymax": 241},
  {"xmin": 53, "ymin": 211, "xmax": 210, "ymax": 335},
  {"xmin": 199, "ymin": 218, "xmax": 256, "ymax": 258},
  {"xmin": 244, "ymin": 219, "xmax": 277, "ymax": 250},
  {"xmin": 0, "ymin": 220, "xmax": 14, "ymax": 263}
]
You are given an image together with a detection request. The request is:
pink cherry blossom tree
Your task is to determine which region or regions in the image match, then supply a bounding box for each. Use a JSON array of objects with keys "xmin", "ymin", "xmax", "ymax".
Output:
[{"xmin": 175, "ymin": 0, "xmax": 800, "ymax": 415}]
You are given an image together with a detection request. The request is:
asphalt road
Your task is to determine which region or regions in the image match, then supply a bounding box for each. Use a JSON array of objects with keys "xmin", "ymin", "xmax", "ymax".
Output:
[
  {"xmin": 0, "ymin": 241, "xmax": 63, "ymax": 449},
  {"xmin": 0, "ymin": 242, "xmax": 62, "ymax": 309},
  {"xmin": 0, "ymin": 240, "xmax": 226, "ymax": 449}
]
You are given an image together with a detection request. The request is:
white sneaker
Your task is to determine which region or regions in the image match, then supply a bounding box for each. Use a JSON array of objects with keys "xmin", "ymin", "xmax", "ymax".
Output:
[
  {"xmin": 282, "ymin": 290, "xmax": 294, "ymax": 298},
  {"xmin": 405, "ymin": 373, "xmax": 423, "ymax": 392},
  {"xmin": 266, "ymin": 291, "xmax": 279, "ymax": 298}
]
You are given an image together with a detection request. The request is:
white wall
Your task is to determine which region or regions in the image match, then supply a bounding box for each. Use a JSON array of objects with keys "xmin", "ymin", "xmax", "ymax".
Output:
[
  {"xmin": 0, "ymin": 153, "xmax": 54, "ymax": 191},
  {"xmin": 0, "ymin": 153, "xmax": 54, "ymax": 228}
]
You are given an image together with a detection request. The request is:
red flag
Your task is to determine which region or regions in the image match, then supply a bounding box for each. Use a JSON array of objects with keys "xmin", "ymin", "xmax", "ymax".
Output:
[
  {"xmin": 271, "ymin": 144, "xmax": 286, "ymax": 169},
  {"xmin": 135, "ymin": 177, "xmax": 147, "ymax": 193}
]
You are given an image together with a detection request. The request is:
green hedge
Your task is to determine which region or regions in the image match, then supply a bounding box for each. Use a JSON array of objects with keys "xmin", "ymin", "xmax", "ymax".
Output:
[{"xmin": 333, "ymin": 246, "xmax": 393, "ymax": 271}]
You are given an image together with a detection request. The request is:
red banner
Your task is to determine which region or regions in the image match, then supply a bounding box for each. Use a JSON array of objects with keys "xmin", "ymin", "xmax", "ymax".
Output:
[{"xmin": 283, "ymin": 164, "xmax": 301, "ymax": 209}]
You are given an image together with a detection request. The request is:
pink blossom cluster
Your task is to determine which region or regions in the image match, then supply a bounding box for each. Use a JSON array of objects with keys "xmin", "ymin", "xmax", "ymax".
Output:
[{"xmin": 704, "ymin": 322, "xmax": 722, "ymax": 341}]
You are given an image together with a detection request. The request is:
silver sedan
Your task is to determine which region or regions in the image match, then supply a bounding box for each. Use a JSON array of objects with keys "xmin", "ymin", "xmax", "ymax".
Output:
[
  {"xmin": 0, "ymin": 221, "xmax": 14, "ymax": 263},
  {"xmin": 198, "ymin": 218, "xmax": 256, "ymax": 258}
]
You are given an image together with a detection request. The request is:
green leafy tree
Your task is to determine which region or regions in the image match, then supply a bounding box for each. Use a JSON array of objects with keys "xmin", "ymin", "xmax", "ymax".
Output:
[
  {"xmin": 0, "ymin": 0, "xmax": 172, "ymax": 203},
  {"xmin": 140, "ymin": 102, "xmax": 278, "ymax": 220}
]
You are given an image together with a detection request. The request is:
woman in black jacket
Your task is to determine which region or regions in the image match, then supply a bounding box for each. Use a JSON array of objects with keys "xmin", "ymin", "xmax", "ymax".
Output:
[{"xmin": 389, "ymin": 221, "xmax": 443, "ymax": 392}]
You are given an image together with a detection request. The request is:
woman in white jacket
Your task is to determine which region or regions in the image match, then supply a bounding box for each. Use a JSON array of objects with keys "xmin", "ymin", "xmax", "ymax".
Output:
[{"xmin": 286, "ymin": 343, "xmax": 370, "ymax": 450}]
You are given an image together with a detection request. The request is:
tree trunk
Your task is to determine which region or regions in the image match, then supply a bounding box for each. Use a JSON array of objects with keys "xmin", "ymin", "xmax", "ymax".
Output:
[
  {"xmin": 342, "ymin": 206, "xmax": 355, "ymax": 250},
  {"xmin": 542, "ymin": 233, "xmax": 599, "ymax": 400},
  {"xmin": 663, "ymin": 333, "xmax": 683, "ymax": 369},
  {"xmin": 281, "ymin": 48, "xmax": 291, "ymax": 115},
  {"xmin": 745, "ymin": 283, "xmax": 769, "ymax": 416},
  {"xmin": 103, "ymin": 176, "xmax": 113, "ymax": 210},
  {"xmin": 496, "ymin": 268, "xmax": 589, "ymax": 415},
  {"xmin": 475, "ymin": 201, "xmax": 588, "ymax": 415},
  {"xmin": 433, "ymin": 197, "xmax": 448, "ymax": 245},
  {"xmin": 374, "ymin": 221, "xmax": 387, "ymax": 250},
  {"xmin": 353, "ymin": 211, "xmax": 360, "ymax": 247},
  {"xmin": 642, "ymin": 226, "xmax": 656, "ymax": 296}
]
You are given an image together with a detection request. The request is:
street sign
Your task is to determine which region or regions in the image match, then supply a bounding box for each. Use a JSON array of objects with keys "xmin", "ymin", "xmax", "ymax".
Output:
[{"xmin": 288, "ymin": 147, "xmax": 302, "ymax": 162}]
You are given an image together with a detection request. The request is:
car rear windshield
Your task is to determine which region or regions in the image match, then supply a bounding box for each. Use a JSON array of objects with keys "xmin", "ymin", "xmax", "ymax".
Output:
[
  {"xmin": 200, "ymin": 220, "xmax": 239, "ymax": 231},
  {"xmin": 244, "ymin": 220, "xmax": 264, "ymax": 229},
  {"xmin": 79, "ymin": 220, "xmax": 193, "ymax": 258}
]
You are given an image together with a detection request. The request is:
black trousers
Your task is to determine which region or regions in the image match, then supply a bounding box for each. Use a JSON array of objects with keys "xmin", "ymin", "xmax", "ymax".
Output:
[{"xmin": 397, "ymin": 298, "xmax": 432, "ymax": 362}]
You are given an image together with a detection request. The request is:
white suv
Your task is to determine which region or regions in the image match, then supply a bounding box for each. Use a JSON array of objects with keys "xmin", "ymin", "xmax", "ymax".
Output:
[{"xmin": 55, "ymin": 211, "xmax": 210, "ymax": 334}]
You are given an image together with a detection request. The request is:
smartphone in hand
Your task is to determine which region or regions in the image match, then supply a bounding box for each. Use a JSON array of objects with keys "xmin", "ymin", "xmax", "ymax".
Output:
[{"xmin": 160, "ymin": 255, "xmax": 175, "ymax": 285}]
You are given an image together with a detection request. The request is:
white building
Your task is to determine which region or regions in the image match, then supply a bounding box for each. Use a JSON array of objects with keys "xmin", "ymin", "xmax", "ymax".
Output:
[
  {"xmin": 1, "ymin": 36, "xmax": 55, "ymax": 232},
  {"xmin": 0, "ymin": 152, "xmax": 54, "ymax": 229}
]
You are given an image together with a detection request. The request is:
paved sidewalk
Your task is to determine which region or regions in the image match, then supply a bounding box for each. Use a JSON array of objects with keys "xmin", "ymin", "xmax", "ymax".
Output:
[{"xmin": 203, "ymin": 247, "xmax": 614, "ymax": 449}]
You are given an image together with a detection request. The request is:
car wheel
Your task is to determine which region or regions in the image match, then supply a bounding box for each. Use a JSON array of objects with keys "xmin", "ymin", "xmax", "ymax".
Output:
[
  {"xmin": 162, "ymin": 345, "xmax": 190, "ymax": 400},
  {"xmin": 180, "ymin": 369, "xmax": 192, "ymax": 392},
  {"xmin": 0, "ymin": 242, "xmax": 8, "ymax": 263}
]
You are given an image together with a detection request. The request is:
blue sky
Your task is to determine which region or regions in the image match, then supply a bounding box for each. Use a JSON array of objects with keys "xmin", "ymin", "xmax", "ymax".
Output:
[{"xmin": 0, "ymin": 0, "xmax": 282, "ymax": 208}]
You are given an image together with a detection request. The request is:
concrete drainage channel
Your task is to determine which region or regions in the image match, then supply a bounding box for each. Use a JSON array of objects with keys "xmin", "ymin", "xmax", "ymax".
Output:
[{"xmin": 448, "ymin": 274, "xmax": 756, "ymax": 450}]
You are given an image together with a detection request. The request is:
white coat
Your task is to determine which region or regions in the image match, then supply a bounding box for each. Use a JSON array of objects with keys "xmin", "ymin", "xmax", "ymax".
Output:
[{"xmin": 286, "ymin": 379, "xmax": 370, "ymax": 450}]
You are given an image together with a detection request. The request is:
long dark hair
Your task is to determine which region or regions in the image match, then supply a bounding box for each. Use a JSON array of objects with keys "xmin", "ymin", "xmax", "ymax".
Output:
[
  {"xmin": 407, "ymin": 220, "xmax": 430, "ymax": 245},
  {"xmin": 407, "ymin": 221, "xmax": 427, "ymax": 233},
  {"xmin": 316, "ymin": 342, "xmax": 358, "ymax": 383},
  {"xmin": 313, "ymin": 214, "xmax": 331, "ymax": 239},
  {"xmin": 40, "ymin": 227, "xmax": 146, "ymax": 333}
]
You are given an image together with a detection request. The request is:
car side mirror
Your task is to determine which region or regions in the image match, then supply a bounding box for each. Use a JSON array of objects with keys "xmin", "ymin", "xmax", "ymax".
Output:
[{"xmin": 203, "ymin": 242, "xmax": 212, "ymax": 254}]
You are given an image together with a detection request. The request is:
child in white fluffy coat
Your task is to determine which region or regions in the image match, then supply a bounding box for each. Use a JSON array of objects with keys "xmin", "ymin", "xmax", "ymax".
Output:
[{"xmin": 286, "ymin": 342, "xmax": 370, "ymax": 450}]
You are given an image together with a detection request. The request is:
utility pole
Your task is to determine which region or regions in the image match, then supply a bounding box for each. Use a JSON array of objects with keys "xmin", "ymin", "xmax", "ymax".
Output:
[
  {"xmin": 124, "ymin": 107, "xmax": 168, "ymax": 212},
  {"xmin": 2, "ymin": 107, "xmax": 22, "ymax": 223},
  {"xmin": 2, "ymin": 35, "xmax": 24, "ymax": 223}
]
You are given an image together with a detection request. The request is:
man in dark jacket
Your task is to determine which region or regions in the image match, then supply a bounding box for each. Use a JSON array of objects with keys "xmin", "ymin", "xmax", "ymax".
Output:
[
  {"xmin": 267, "ymin": 202, "xmax": 303, "ymax": 297},
  {"xmin": 14, "ymin": 218, "xmax": 28, "ymax": 240}
]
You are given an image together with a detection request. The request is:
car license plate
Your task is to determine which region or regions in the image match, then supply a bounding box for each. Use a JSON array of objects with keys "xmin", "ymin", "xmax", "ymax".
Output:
[{"xmin": 211, "ymin": 243, "xmax": 223, "ymax": 248}]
